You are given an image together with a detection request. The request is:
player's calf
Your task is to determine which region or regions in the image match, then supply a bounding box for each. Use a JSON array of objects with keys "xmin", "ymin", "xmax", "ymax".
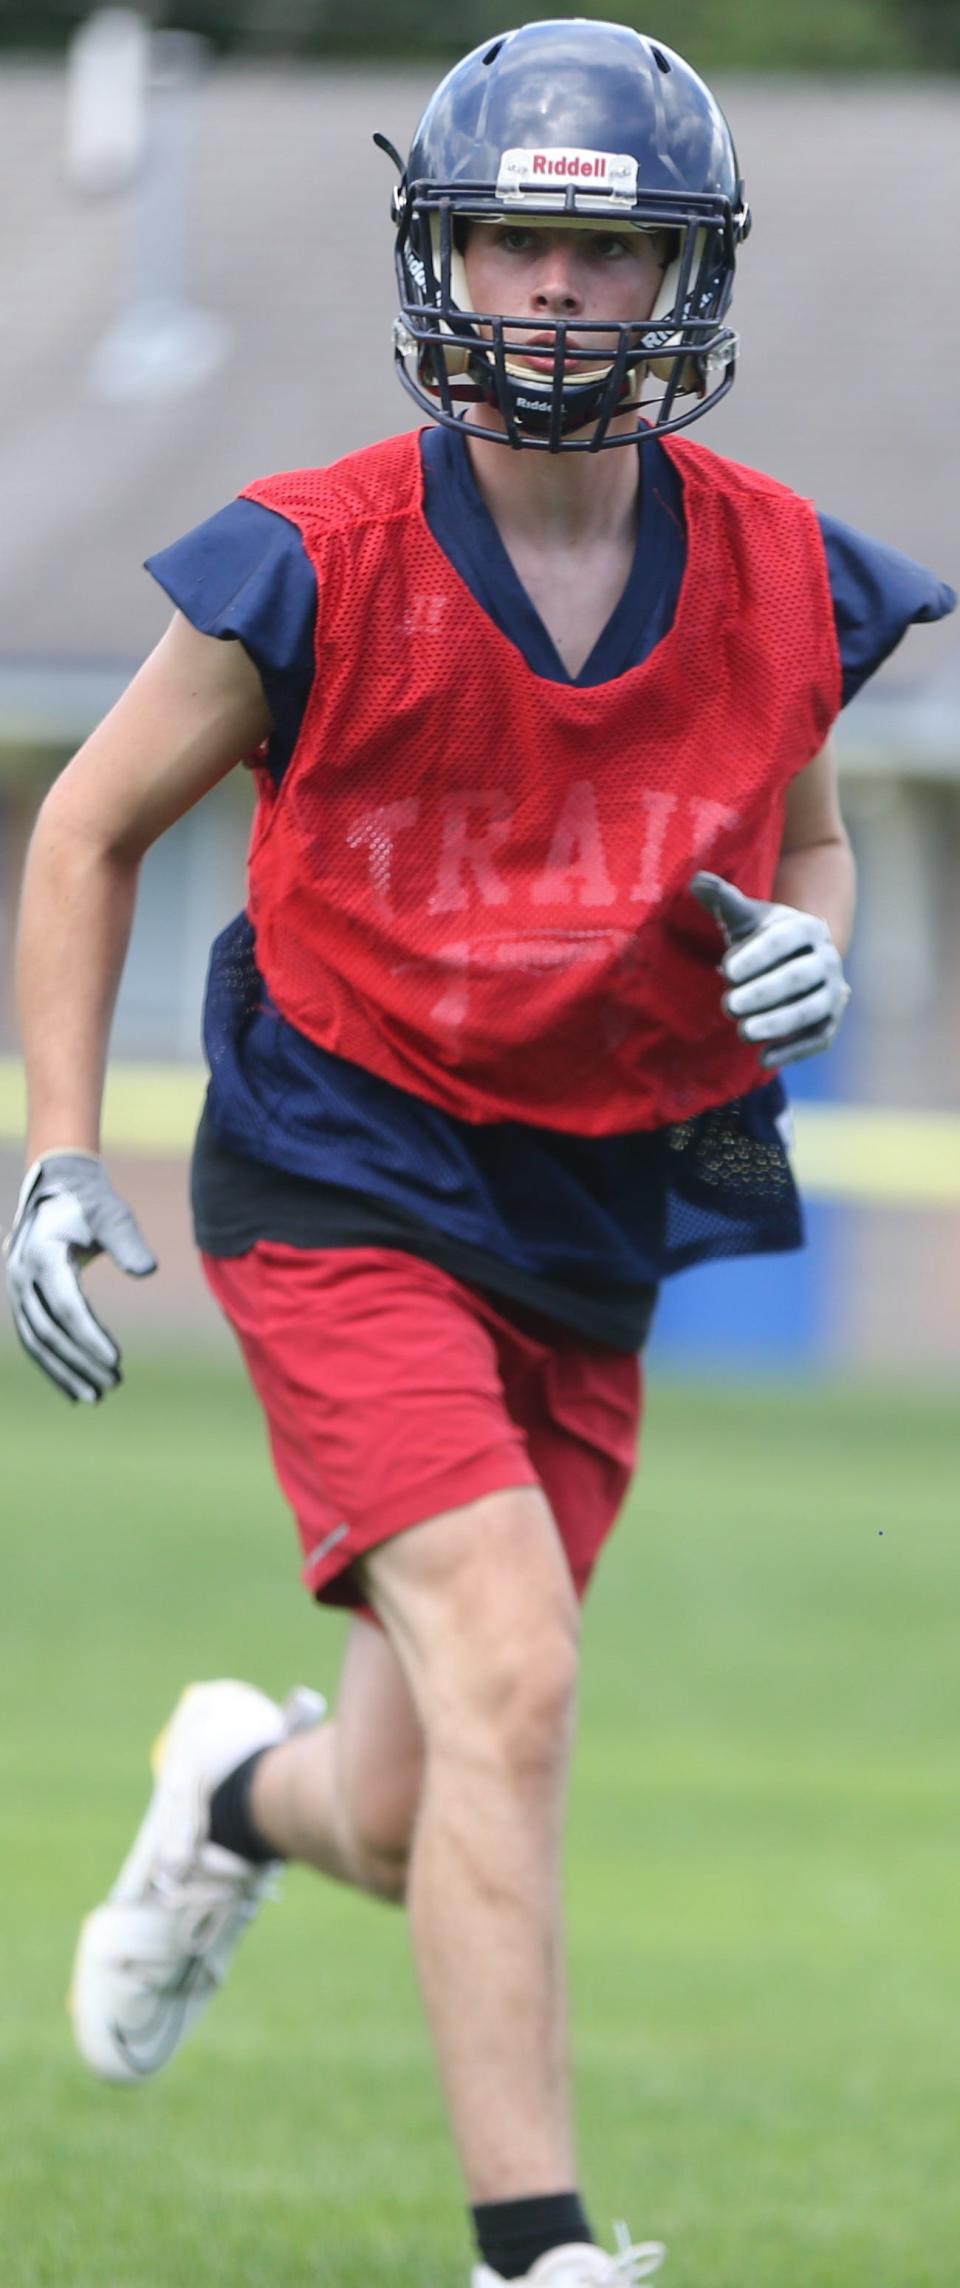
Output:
[
  {"xmin": 247, "ymin": 1613, "xmax": 425, "ymax": 1898},
  {"xmin": 248, "ymin": 1720, "xmax": 417, "ymax": 1901}
]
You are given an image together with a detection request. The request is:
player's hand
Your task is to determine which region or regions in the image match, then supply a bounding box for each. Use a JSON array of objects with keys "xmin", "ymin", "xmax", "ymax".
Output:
[
  {"xmin": 3, "ymin": 1152, "xmax": 157, "ymax": 1403},
  {"xmin": 689, "ymin": 871, "xmax": 851, "ymax": 1069}
]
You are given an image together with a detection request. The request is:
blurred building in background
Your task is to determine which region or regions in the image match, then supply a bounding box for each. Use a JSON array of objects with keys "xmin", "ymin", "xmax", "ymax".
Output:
[{"xmin": 0, "ymin": 24, "xmax": 957, "ymax": 1372}]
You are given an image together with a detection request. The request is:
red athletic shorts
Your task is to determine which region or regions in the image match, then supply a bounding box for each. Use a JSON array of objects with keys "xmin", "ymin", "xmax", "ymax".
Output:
[{"xmin": 202, "ymin": 1244, "xmax": 642, "ymax": 1614}]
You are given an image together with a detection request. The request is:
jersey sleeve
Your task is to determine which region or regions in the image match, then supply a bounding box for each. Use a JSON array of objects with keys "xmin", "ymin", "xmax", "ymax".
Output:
[
  {"xmin": 145, "ymin": 497, "xmax": 318, "ymax": 778},
  {"xmin": 817, "ymin": 513, "xmax": 957, "ymax": 708}
]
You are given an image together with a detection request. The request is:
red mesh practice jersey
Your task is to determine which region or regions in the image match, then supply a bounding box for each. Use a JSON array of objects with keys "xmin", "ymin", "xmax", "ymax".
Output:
[{"xmin": 241, "ymin": 431, "xmax": 841, "ymax": 1135}]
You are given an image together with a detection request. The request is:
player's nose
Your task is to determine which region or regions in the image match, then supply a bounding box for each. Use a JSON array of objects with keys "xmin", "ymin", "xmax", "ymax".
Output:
[{"xmin": 530, "ymin": 239, "xmax": 583, "ymax": 314}]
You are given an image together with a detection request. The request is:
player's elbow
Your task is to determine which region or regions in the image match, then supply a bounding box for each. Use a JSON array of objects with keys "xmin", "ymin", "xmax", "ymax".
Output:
[{"xmin": 28, "ymin": 766, "xmax": 146, "ymax": 893}]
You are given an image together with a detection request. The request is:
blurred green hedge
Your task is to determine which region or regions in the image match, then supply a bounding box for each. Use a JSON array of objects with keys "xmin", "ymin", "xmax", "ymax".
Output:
[{"xmin": 1, "ymin": 0, "xmax": 958, "ymax": 70}]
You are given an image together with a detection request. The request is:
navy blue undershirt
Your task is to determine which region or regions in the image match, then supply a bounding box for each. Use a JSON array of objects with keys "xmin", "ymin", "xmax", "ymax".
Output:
[
  {"xmin": 420, "ymin": 423, "xmax": 685, "ymax": 689},
  {"xmin": 146, "ymin": 428, "xmax": 956, "ymax": 1350}
]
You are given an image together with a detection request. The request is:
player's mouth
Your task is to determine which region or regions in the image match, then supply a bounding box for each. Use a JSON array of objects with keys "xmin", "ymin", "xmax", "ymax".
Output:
[{"xmin": 509, "ymin": 335, "xmax": 612, "ymax": 375}]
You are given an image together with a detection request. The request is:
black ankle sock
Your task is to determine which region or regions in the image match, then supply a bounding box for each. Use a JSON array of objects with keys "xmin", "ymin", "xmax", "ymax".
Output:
[
  {"xmin": 207, "ymin": 1747, "xmax": 284, "ymax": 1864},
  {"xmin": 472, "ymin": 2192, "xmax": 594, "ymax": 2278}
]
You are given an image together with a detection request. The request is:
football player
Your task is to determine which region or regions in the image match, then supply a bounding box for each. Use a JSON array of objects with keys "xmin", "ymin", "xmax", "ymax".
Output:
[{"xmin": 6, "ymin": 21, "xmax": 955, "ymax": 2284}]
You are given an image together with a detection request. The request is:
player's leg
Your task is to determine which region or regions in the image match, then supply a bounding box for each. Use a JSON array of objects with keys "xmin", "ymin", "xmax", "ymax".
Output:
[
  {"xmin": 247, "ymin": 1610, "xmax": 423, "ymax": 1900},
  {"xmin": 358, "ymin": 1479, "xmax": 583, "ymax": 2204}
]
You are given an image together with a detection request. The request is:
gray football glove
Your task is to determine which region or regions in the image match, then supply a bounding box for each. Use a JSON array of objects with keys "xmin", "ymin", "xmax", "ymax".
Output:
[
  {"xmin": 3, "ymin": 1151, "xmax": 156, "ymax": 1404},
  {"xmin": 690, "ymin": 871, "xmax": 851, "ymax": 1070}
]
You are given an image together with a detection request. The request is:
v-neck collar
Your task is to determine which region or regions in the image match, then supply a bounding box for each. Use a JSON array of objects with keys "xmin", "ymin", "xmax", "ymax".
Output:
[{"xmin": 419, "ymin": 423, "xmax": 685, "ymax": 690}]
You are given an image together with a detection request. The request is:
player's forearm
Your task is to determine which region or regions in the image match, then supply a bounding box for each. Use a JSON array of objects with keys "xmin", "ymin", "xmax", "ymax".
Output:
[
  {"xmin": 772, "ymin": 833, "xmax": 856, "ymax": 956},
  {"xmin": 16, "ymin": 799, "xmax": 140, "ymax": 1161}
]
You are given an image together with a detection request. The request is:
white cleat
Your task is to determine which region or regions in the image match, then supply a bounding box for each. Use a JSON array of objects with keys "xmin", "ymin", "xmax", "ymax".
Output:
[
  {"xmin": 69, "ymin": 1678, "xmax": 325, "ymax": 2084},
  {"xmin": 473, "ymin": 2227, "xmax": 667, "ymax": 2287}
]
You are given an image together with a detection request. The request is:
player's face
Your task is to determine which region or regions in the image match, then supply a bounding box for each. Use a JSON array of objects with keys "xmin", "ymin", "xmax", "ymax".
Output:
[{"xmin": 461, "ymin": 220, "xmax": 668, "ymax": 369}]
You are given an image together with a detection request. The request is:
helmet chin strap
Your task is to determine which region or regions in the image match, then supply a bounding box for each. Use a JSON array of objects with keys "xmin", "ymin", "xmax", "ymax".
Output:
[
  {"xmin": 482, "ymin": 354, "xmax": 633, "ymax": 440},
  {"xmin": 476, "ymin": 345, "xmax": 649, "ymax": 445}
]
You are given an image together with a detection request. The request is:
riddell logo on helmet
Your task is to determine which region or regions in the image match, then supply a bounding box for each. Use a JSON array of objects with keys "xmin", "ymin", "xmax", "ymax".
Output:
[
  {"xmin": 533, "ymin": 152, "xmax": 606, "ymax": 178},
  {"xmin": 497, "ymin": 147, "xmax": 639, "ymax": 201}
]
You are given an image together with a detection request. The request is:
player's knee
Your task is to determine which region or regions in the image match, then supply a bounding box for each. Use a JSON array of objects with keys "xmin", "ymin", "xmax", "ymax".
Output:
[
  {"xmin": 487, "ymin": 1625, "xmax": 579, "ymax": 1780},
  {"xmin": 366, "ymin": 1487, "xmax": 581, "ymax": 1790},
  {"xmin": 431, "ymin": 1606, "xmax": 580, "ymax": 1789}
]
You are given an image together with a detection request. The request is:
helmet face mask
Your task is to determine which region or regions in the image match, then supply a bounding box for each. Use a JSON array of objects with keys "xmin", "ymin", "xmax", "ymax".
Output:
[{"xmin": 382, "ymin": 21, "xmax": 751, "ymax": 453}]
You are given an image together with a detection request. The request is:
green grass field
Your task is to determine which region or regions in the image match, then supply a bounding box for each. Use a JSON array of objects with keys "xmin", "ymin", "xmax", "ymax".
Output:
[{"xmin": 2, "ymin": 1353, "xmax": 958, "ymax": 2288}]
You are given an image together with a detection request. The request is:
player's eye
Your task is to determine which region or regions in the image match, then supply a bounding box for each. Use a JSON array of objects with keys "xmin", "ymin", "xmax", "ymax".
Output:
[
  {"xmin": 590, "ymin": 234, "xmax": 633, "ymax": 260},
  {"xmin": 494, "ymin": 227, "xmax": 537, "ymax": 253}
]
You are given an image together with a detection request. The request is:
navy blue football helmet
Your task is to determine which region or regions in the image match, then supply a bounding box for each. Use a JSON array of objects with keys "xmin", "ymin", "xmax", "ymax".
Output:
[{"xmin": 377, "ymin": 19, "xmax": 750, "ymax": 452}]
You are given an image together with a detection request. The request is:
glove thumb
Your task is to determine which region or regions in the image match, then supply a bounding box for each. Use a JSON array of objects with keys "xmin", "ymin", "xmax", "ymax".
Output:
[
  {"xmin": 689, "ymin": 871, "xmax": 769, "ymax": 947},
  {"xmin": 94, "ymin": 1192, "xmax": 157, "ymax": 1279}
]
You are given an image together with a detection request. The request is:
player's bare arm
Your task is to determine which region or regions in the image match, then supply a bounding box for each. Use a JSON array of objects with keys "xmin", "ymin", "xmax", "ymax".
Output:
[
  {"xmin": 17, "ymin": 612, "xmax": 270, "ymax": 1158},
  {"xmin": 773, "ymin": 736, "xmax": 856, "ymax": 953}
]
